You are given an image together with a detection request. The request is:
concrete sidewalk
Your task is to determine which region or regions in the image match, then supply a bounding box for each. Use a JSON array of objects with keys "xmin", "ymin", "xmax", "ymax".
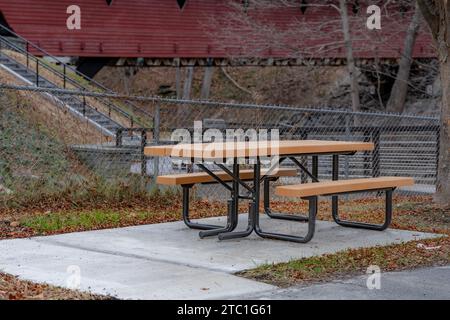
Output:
[
  {"xmin": 242, "ymin": 265, "xmax": 450, "ymax": 300},
  {"xmin": 0, "ymin": 215, "xmax": 442, "ymax": 299}
]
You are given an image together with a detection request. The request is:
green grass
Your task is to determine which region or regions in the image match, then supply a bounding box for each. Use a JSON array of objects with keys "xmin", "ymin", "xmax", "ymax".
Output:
[
  {"xmin": 22, "ymin": 210, "xmax": 120, "ymax": 232},
  {"xmin": 20, "ymin": 209, "xmax": 166, "ymax": 233},
  {"xmin": 0, "ymin": 93, "xmax": 71, "ymax": 192}
]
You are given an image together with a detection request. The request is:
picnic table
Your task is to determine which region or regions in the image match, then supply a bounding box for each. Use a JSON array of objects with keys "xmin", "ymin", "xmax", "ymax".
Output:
[{"xmin": 145, "ymin": 140, "xmax": 414, "ymax": 243}]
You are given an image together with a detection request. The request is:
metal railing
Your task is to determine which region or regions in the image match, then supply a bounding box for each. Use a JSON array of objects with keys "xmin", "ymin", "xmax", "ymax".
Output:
[{"xmin": 0, "ymin": 24, "xmax": 153, "ymax": 128}]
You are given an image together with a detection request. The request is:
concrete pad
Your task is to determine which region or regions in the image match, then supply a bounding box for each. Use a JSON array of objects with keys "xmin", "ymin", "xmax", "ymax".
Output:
[
  {"xmin": 24, "ymin": 215, "xmax": 440, "ymax": 272},
  {"xmin": 0, "ymin": 215, "xmax": 441, "ymax": 299},
  {"xmin": 0, "ymin": 237, "xmax": 274, "ymax": 300}
]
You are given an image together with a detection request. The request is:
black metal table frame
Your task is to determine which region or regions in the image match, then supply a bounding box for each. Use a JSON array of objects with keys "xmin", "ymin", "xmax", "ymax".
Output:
[{"xmin": 185, "ymin": 151, "xmax": 358, "ymax": 242}]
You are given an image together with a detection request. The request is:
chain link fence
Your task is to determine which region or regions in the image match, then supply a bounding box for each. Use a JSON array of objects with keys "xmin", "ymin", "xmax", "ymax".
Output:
[
  {"xmin": 151, "ymin": 99, "xmax": 439, "ymax": 199},
  {"xmin": 0, "ymin": 83, "xmax": 439, "ymax": 207}
]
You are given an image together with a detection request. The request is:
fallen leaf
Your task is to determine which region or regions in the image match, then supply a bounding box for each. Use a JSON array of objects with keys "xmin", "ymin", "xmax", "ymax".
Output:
[{"xmin": 417, "ymin": 243, "xmax": 442, "ymax": 250}]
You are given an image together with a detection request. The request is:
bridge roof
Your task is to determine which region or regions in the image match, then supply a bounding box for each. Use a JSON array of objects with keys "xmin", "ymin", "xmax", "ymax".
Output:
[{"xmin": 0, "ymin": 0, "xmax": 436, "ymax": 59}]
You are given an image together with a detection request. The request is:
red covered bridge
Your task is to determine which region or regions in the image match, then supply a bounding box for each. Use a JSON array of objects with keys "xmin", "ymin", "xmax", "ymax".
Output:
[{"xmin": 0, "ymin": 0, "xmax": 436, "ymax": 69}]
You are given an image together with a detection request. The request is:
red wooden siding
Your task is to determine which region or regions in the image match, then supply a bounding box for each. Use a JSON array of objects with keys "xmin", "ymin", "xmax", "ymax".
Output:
[{"xmin": 0, "ymin": 0, "xmax": 436, "ymax": 59}]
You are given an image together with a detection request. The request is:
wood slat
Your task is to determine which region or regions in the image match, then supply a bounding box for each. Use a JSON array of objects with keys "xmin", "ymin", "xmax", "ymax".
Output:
[
  {"xmin": 145, "ymin": 140, "xmax": 374, "ymax": 159},
  {"xmin": 275, "ymin": 177, "xmax": 415, "ymax": 198},
  {"xmin": 157, "ymin": 168, "xmax": 297, "ymax": 186}
]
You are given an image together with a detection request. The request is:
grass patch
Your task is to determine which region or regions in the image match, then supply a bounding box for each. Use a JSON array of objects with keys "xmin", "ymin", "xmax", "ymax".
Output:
[
  {"xmin": 22, "ymin": 210, "xmax": 122, "ymax": 233},
  {"xmin": 240, "ymin": 236, "xmax": 450, "ymax": 287},
  {"xmin": 20, "ymin": 208, "xmax": 179, "ymax": 235},
  {"xmin": 8, "ymin": 191, "xmax": 230, "ymax": 237},
  {"xmin": 240, "ymin": 197, "xmax": 450, "ymax": 287}
]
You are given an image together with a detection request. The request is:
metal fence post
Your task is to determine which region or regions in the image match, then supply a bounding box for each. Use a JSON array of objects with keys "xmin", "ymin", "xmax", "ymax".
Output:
[
  {"xmin": 82, "ymin": 95, "xmax": 86, "ymax": 116},
  {"xmin": 116, "ymin": 128, "xmax": 123, "ymax": 147},
  {"xmin": 63, "ymin": 64, "xmax": 66, "ymax": 89},
  {"xmin": 35, "ymin": 60, "xmax": 39, "ymax": 86},
  {"xmin": 141, "ymin": 129, "xmax": 147, "ymax": 177},
  {"xmin": 152, "ymin": 103, "xmax": 161, "ymax": 188},
  {"xmin": 26, "ymin": 43, "xmax": 29, "ymax": 68},
  {"xmin": 300, "ymin": 130, "xmax": 308, "ymax": 183},
  {"xmin": 371, "ymin": 128, "xmax": 381, "ymax": 178},
  {"xmin": 363, "ymin": 129, "xmax": 371, "ymax": 176},
  {"xmin": 435, "ymin": 125, "xmax": 440, "ymax": 186},
  {"xmin": 344, "ymin": 113, "xmax": 350, "ymax": 179}
]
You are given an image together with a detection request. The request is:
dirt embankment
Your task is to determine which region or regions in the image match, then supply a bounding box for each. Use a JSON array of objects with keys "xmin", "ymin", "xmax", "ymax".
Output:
[{"xmin": 95, "ymin": 65, "xmax": 440, "ymax": 116}]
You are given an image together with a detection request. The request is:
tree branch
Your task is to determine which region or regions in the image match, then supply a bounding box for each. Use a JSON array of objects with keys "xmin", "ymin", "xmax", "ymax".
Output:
[{"xmin": 417, "ymin": 0, "xmax": 439, "ymax": 38}]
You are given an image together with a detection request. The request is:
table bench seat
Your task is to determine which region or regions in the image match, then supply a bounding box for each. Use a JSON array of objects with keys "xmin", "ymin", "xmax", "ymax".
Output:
[
  {"xmin": 157, "ymin": 168, "xmax": 297, "ymax": 186},
  {"xmin": 275, "ymin": 177, "xmax": 414, "ymax": 198},
  {"xmin": 265, "ymin": 176, "xmax": 415, "ymax": 243}
]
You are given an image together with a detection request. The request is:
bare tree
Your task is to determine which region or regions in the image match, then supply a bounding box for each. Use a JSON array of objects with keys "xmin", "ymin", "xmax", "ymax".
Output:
[
  {"xmin": 339, "ymin": 0, "xmax": 361, "ymax": 112},
  {"xmin": 209, "ymin": 1, "xmax": 423, "ymax": 112},
  {"xmin": 387, "ymin": 1, "xmax": 421, "ymax": 114},
  {"xmin": 200, "ymin": 62, "xmax": 215, "ymax": 100},
  {"xmin": 183, "ymin": 66, "xmax": 194, "ymax": 100},
  {"xmin": 417, "ymin": 0, "xmax": 450, "ymax": 207}
]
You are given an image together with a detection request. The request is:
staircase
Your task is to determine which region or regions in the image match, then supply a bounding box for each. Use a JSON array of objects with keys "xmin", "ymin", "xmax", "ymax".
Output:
[
  {"xmin": 0, "ymin": 26, "xmax": 151, "ymax": 138},
  {"xmin": 0, "ymin": 53, "xmax": 123, "ymax": 136}
]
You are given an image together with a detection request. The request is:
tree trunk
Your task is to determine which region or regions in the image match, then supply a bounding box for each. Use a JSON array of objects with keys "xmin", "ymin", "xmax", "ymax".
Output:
[
  {"xmin": 417, "ymin": 0, "xmax": 450, "ymax": 207},
  {"xmin": 386, "ymin": 2, "xmax": 421, "ymax": 114},
  {"xmin": 175, "ymin": 58, "xmax": 182, "ymax": 99},
  {"xmin": 200, "ymin": 64, "xmax": 214, "ymax": 100},
  {"xmin": 339, "ymin": 0, "xmax": 360, "ymax": 112},
  {"xmin": 183, "ymin": 66, "xmax": 194, "ymax": 100},
  {"xmin": 436, "ymin": 56, "xmax": 450, "ymax": 206}
]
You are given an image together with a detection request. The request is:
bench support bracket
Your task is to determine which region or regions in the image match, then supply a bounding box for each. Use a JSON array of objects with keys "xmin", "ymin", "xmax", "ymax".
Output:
[
  {"xmin": 255, "ymin": 196, "xmax": 317, "ymax": 243},
  {"xmin": 331, "ymin": 188, "xmax": 394, "ymax": 231},
  {"xmin": 263, "ymin": 155, "xmax": 318, "ymax": 222},
  {"xmin": 182, "ymin": 186, "xmax": 226, "ymax": 230},
  {"xmin": 264, "ymin": 178, "xmax": 309, "ymax": 222}
]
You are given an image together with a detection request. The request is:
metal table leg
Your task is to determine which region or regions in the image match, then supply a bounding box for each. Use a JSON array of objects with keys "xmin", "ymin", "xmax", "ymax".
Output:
[
  {"xmin": 199, "ymin": 162, "xmax": 240, "ymax": 237},
  {"xmin": 331, "ymin": 154, "xmax": 339, "ymax": 217},
  {"xmin": 218, "ymin": 161, "xmax": 259, "ymax": 241},
  {"xmin": 263, "ymin": 155, "xmax": 319, "ymax": 222},
  {"xmin": 255, "ymin": 159, "xmax": 317, "ymax": 243}
]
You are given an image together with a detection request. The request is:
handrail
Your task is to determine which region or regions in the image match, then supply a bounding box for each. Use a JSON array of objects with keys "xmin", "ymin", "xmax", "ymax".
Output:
[
  {"xmin": 0, "ymin": 24, "xmax": 152, "ymax": 126},
  {"xmin": 0, "ymin": 36, "xmax": 138, "ymax": 125},
  {"xmin": 0, "ymin": 25, "xmax": 117, "ymax": 95}
]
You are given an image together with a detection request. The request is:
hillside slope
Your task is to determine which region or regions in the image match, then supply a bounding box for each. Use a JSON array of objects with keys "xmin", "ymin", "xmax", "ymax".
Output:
[
  {"xmin": 96, "ymin": 65, "xmax": 440, "ymax": 116},
  {"xmin": 0, "ymin": 90, "xmax": 86, "ymax": 202}
]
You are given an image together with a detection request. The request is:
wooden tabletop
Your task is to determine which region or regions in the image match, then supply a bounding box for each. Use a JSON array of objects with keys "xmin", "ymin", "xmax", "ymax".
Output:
[{"xmin": 144, "ymin": 140, "xmax": 374, "ymax": 160}]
